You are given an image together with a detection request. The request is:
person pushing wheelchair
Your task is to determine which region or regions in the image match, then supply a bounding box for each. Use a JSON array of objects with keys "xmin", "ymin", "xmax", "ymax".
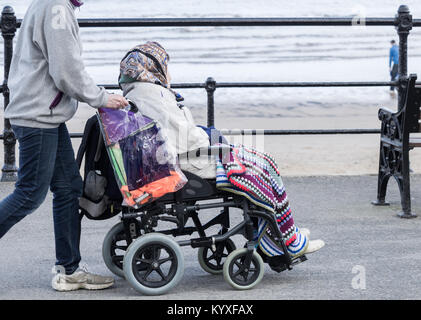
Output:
[{"xmin": 0, "ymin": 0, "xmax": 128, "ymax": 291}]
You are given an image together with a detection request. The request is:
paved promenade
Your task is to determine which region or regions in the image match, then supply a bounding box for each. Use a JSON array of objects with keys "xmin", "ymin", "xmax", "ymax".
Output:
[{"xmin": 1, "ymin": 174, "xmax": 421, "ymax": 300}]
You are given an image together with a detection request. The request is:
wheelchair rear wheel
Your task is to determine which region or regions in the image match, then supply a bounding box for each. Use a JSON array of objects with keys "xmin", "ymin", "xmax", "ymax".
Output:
[
  {"xmin": 197, "ymin": 239, "xmax": 236, "ymax": 275},
  {"xmin": 103, "ymin": 221, "xmax": 160, "ymax": 278},
  {"xmin": 102, "ymin": 222, "xmax": 128, "ymax": 278},
  {"xmin": 223, "ymin": 248, "xmax": 264, "ymax": 290},
  {"xmin": 123, "ymin": 233, "xmax": 184, "ymax": 295}
]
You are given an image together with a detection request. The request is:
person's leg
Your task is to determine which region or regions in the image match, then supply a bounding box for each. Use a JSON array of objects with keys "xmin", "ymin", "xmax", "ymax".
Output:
[
  {"xmin": 0, "ymin": 126, "xmax": 58, "ymax": 238},
  {"xmin": 48, "ymin": 124, "xmax": 114, "ymax": 291},
  {"xmin": 241, "ymin": 146, "xmax": 323, "ymax": 257},
  {"xmin": 390, "ymin": 71, "xmax": 394, "ymax": 91},
  {"xmin": 274, "ymin": 187, "xmax": 306, "ymax": 250},
  {"xmin": 49, "ymin": 123, "xmax": 83, "ymax": 275},
  {"xmin": 275, "ymin": 180, "xmax": 325, "ymax": 257},
  {"xmin": 391, "ymin": 64, "xmax": 399, "ymax": 91}
]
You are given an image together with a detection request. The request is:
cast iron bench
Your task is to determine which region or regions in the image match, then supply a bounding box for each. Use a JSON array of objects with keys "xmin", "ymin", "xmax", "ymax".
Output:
[{"xmin": 372, "ymin": 74, "xmax": 421, "ymax": 218}]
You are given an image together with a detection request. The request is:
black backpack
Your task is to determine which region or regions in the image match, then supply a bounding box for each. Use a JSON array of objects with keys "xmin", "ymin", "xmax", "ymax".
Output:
[{"xmin": 76, "ymin": 115, "xmax": 123, "ymax": 220}]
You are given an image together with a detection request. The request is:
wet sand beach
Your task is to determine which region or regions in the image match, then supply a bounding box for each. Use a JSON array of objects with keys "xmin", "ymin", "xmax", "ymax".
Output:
[
  {"xmin": 3, "ymin": 91, "xmax": 421, "ymax": 177},
  {"xmin": 3, "ymin": 0, "xmax": 421, "ymax": 176}
]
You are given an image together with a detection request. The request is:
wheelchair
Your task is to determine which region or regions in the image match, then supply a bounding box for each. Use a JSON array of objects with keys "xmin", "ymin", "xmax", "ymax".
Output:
[{"xmin": 101, "ymin": 156, "xmax": 308, "ymax": 295}]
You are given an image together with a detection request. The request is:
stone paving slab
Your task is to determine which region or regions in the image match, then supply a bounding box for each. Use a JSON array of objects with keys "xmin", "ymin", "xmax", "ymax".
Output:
[{"xmin": 1, "ymin": 174, "xmax": 421, "ymax": 300}]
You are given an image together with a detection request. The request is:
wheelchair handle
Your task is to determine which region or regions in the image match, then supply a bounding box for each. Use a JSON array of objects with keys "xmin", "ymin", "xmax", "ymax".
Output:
[{"xmin": 127, "ymin": 99, "xmax": 139, "ymax": 113}]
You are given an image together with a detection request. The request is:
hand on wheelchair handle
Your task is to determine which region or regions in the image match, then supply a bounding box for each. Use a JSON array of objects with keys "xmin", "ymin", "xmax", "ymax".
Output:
[{"xmin": 104, "ymin": 94, "xmax": 129, "ymax": 110}]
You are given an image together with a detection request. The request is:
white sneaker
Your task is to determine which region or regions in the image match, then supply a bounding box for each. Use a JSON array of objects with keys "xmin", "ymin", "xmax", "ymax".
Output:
[
  {"xmin": 288, "ymin": 228, "xmax": 324, "ymax": 258},
  {"xmin": 52, "ymin": 267, "xmax": 114, "ymax": 292},
  {"xmin": 304, "ymin": 239, "xmax": 325, "ymax": 254}
]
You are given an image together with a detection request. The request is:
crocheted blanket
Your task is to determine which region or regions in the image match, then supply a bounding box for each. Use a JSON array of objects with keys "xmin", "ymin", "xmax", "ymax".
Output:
[{"xmin": 216, "ymin": 144, "xmax": 307, "ymax": 257}]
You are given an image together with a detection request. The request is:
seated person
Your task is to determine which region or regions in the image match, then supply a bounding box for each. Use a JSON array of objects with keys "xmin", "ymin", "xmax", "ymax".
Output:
[
  {"xmin": 118, "ymin": 41, "xmax": 324, "ymax": 258},
  {"xmin": 119, "ymin": 42, "xmax": 215, "ymax": 179}
]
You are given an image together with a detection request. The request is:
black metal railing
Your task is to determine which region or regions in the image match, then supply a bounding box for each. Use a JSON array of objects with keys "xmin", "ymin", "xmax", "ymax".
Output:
[
  {"xmin": 16, "ymin": 17, "xmax": 421, "ymax": 28},
  {"xmin": 0, "ymin": 5, "xmax": 417, "ymax": 181}
]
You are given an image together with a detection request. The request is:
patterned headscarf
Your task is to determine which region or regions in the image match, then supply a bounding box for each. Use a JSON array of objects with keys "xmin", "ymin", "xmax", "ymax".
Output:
[{"xmin": 119, "ymin": 41, "xmax": 171, "ymax": 88}]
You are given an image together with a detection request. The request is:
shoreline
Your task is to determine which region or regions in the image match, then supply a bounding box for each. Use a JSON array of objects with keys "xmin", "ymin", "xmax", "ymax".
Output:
[{"xmin": 2, "ymin": 97, "xmax": 421, "ymax": 177}]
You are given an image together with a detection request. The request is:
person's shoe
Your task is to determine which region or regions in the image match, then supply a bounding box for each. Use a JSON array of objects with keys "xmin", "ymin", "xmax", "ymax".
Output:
[
  {"xmin": 304, "ymin": 239, "xmax": 325, "ymax": 254},
  {"xmin": 288, "ymin": 233, "xmax": 325, "ymax": 259},
  {"xmin": 52, "ymin": 267, "xmax": 114, "ymax": 292}
]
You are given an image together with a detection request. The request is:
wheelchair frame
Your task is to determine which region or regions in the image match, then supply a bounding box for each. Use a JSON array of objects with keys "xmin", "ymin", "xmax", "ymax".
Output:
[
  {"xmin": 101, "ymin": 144, "xmax": 307, "ymax": 294},
  {"xmin": 118, "ymin": 170, "xmax": 306, "ymax": 271}
]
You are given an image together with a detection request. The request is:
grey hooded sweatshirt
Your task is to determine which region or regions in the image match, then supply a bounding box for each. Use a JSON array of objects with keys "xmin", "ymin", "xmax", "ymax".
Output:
[{"xmin": 5, "ymin": 0, "xmax": 108, "ymax": 128}]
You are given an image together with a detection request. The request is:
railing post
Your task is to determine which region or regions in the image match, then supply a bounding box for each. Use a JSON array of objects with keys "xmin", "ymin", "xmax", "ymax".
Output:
[
  {"xmin": 1, "ymin": 6, "xmax": 18, "ymax": 182},
  {"xmin": 205, "ymin": 77, "xmax": 216, "ymax": 127},
  {"xmin": 395, "ymin": 5, "xmax": 412, "ymax": 111}
]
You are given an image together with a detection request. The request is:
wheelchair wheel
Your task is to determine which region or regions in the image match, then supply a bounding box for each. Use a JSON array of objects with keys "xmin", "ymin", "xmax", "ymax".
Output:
[
  {"xmin": 197, "ymin": 239, "xmax": 236, "ymax": 275},
  {"xmin": 223, "ymin": 248, "xmax": 265, "ymax": 290},
  {"xmin": 102, "ymin": 222, "xmax": 128, "ymax": 278},
  {"xmin": 123, "ymin": 233, "xmax": 184, "ymax": 295}
]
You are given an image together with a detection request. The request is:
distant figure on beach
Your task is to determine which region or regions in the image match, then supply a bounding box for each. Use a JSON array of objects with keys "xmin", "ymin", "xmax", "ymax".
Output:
[{"xmin": 389, "ymin": 40, "xmax": 399, "ymax": 95}]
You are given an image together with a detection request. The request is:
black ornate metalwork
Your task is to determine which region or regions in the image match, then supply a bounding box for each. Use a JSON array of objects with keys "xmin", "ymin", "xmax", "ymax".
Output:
[
  {"xmin": 205, "ymin": 77, "xmax": 216, "ymax": 127},
  {"xmin": 372, "ymin": 6, "xmax": 416, "ymax": 218},
  {"xmin": 372, "ymin": 74, "xmax": 420, "ymax": 218},
  {"xmin": 1, "ymin": 6, "xmax": 17, "ymax": 182},
  {"xmin": 395, "ymin": 5, "xmax": 413, "ymax": 111}
]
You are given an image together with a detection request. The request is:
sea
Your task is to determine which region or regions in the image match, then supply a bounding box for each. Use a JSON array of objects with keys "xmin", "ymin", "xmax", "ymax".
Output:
[{"xmin": 2, "ymin": 0, "xmax": 421, "ymax": 116}]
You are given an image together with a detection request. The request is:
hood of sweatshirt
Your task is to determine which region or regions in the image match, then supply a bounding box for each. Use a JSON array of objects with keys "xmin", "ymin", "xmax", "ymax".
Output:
[{"xmin": 70, "ymin": 0, "xmax": 83, "ymax": 8}]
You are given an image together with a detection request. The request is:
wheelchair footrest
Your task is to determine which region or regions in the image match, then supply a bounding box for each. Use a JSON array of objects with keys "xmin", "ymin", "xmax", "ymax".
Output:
[
  {"xmin": 291, "ymin": 254, "xmax": 308, "ymax": 266},
  {"xmin": 267, "ymin": 254, "xmax": 289, "ymax": 273},
  {"xmin": 268, "ymin": 254, "xmax": 307, "ymax": 273}
]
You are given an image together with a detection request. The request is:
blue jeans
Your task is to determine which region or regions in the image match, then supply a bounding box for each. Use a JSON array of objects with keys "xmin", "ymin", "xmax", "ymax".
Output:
[{"xmin": 0, "ymin": 123, "xmax": 83, "ymax": 274}]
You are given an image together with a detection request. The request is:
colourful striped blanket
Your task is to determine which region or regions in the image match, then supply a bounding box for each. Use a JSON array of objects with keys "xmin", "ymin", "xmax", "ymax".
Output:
[{"xmin": 216, "ymin": 144, "xmax": 307, "ymax": 257}]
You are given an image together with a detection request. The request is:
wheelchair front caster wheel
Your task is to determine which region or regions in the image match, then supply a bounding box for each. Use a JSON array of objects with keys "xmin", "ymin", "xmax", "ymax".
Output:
[
  {"xmin": 223, "ymin": 248, "xmax": 264, "ymax": 290},
  {"xmin": 198, "ymin": 239, "xmax": 236, "ymax": 275},
  {"xmin": 123, "ymin": 233, "xmax": 184, "ymax": 295}
]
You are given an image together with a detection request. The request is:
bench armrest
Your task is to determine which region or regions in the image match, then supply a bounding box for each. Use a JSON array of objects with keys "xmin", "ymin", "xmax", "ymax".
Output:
[{"xmin": 378, "ymin": 107, "xmax": 398, "ymax": 121}]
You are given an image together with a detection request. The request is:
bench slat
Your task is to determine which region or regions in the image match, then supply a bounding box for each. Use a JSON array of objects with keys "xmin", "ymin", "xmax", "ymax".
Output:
[{"xmin": 409, "ymin": 137, "xmax": 421, "ymax": 147}]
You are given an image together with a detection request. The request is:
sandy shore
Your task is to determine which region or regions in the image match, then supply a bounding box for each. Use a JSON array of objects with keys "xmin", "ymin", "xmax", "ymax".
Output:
[{"xmin": 2, "ymin": 92, "xmax": 421, "ymax": 177}]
